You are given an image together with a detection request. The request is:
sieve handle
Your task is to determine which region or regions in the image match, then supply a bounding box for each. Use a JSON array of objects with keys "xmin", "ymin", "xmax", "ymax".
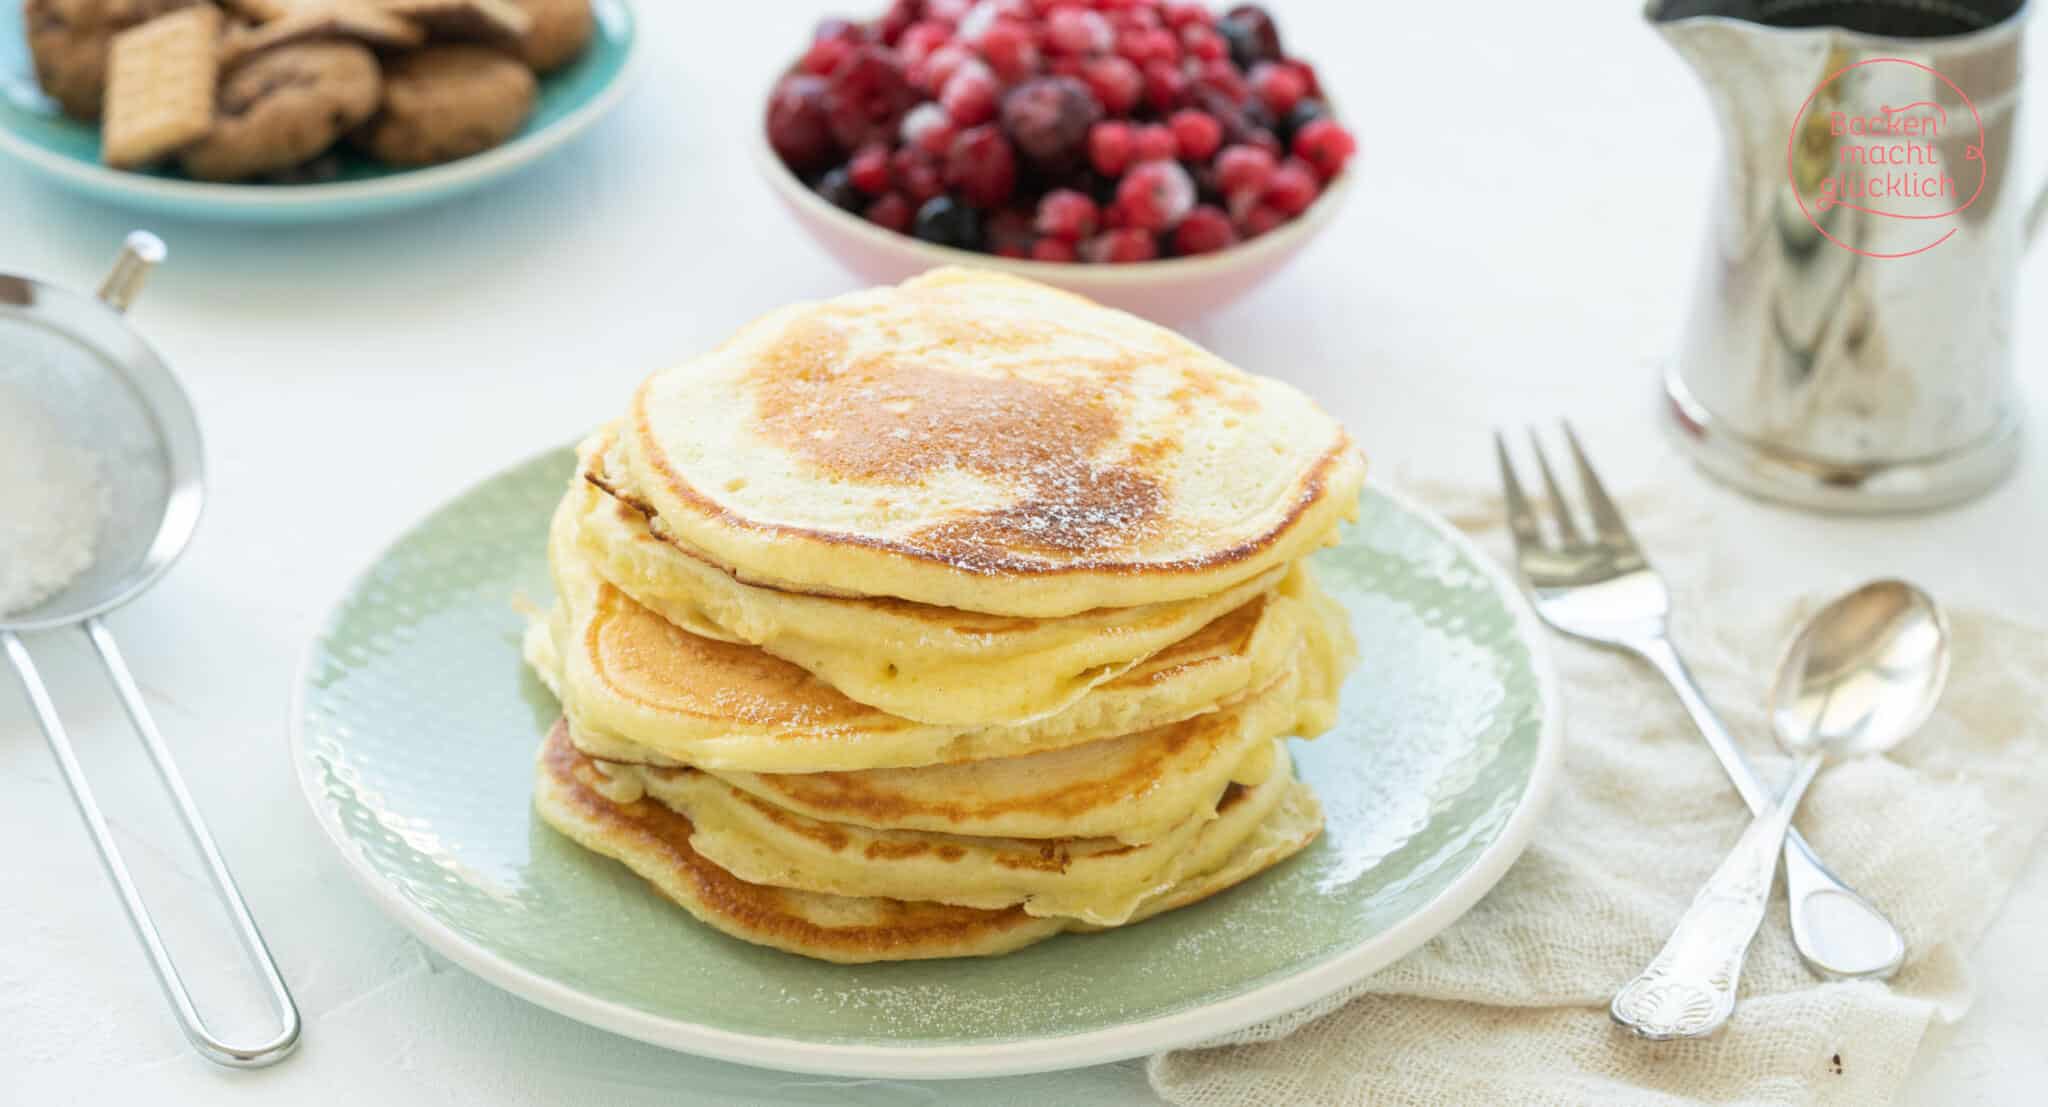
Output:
[
  {"xmin": 96, "ymin": 231, "xmax": 166, "ymax": 313},
  {"xmin": 2, "ymin": 626, "xmax": 300, "ymax": 1068}
]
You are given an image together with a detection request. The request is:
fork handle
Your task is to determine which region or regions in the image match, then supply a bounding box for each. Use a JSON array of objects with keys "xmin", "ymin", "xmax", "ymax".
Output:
[{"xmin": 1636, "ymin": 636, "xmax": 1906, "ymax": 981}]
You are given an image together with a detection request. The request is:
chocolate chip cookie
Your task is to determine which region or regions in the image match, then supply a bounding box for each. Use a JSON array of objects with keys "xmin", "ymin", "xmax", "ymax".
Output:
[
  {"xmin": 351, "ymin": 45, "xmax": 534, "ymax": 166},
  {"xmin": 25, "ymin": 0, "xmax": 201, "ymax": 120},
  {"xmin": 180, "ymin": 42, "xmax": 382, "ymax": 181},
  {"xmin": 509, "ymin": 0, "xmax": 591, "ymax": 74}
]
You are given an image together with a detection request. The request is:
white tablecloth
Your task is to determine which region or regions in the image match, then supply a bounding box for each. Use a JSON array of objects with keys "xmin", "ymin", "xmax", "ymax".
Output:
[{"xmin": 3, "ymin": 3, "xmax": 2044, "ymax": 1103}]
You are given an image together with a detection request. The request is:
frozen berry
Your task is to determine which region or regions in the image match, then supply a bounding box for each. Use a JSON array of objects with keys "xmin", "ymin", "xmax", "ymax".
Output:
[
  {"xmin": 1292, "ymin": 117, "xmax": 1355, "ymax": 179},
  {"xmin": 896, "ymin": 21, "xmax": 954, "ymax": 66},
  {"xmin": 1214, "ymin": 144, "xmax": 1276, "ymax": 196},
  {"xmin": 1001, "ymin": 76, "xmax": 1102, "ymax": 167},
  {"xmin": 1035, "ymin": 188, "xmax": 1100, "ymax": 240},
  {"xmin": 914, "ymin": 195, "xmax": 983, "ymax": 249},
  {"xmin": 1088, "ymin": 120, "xmax": 1134, "ymax": 176},
  {"xmin": 1180, "ymin": 24, "xmax": 1227, "ymax": 62},
  {"xmin": 865, "ymin": 191, "xmax": 913, "ymax": 232},
  {"xmin": 1282, "ymin": 97, "xmax": 1327, "ymax": 141},
  {"xmin": 891, "ymin": 146, "xmax": 944, "ymax": 202},
  {"xmin": 1236, "ymin": 202, "xmax": 1285, "ymax": 237},
  {"xmin": 1115, "ymin": 159, "xmax": 1195, "ymax": 231},
  {"xmin": 1220, "ymin": 5, "xmax": 1282, "ymax": 70},
  {"xmin": 986, "ymin": 208, "xmax": 1036, "ymax": 257},
  {"xmin": 945, "ymin": 124, "xmax": 1018, "ymax": 208},
  {"xmin": 1248, "ymin": 62, "xmax": 1307, "ymax": 117},
  {"xmin": 1031, "ymin": 236, "xmax": 1080, "ymax": 262},
  {"xmin": 1169, "ymin": 110, "xmax": 1223, "ymax": 161},
  {"xmin": 848, "ymin": 143, "xmax": 892, "ymax": 193},
  {"xmin": 940, "ymin": 59, "xmax": 1000, "ymax": 126},
  {"xmin": 1110, "ymin": 5, "xmax": 1163, "ymax": 33},
  {"xmin": 767, "ymin": 75, "xmax": 838, "ymax": 173},
  {"xmin": 1142, "ymin": 60, "xmax": 1188, "ymax": 112},
  {"xmin": 1163, "ymin": 3, "xmax": 1214, "ymax": 30},
  {"xmin": 1171, "ymin": 204, "xmax": 1237, "ymax": 254},
  {"xmin": 914, "ymin": 43, "xmax": 975, "ymax": 94},
  {"xmin": 824, "ymin": 47, "xmax": 917, "ymax": 150},
  {"xmin": 1046, "ymin": 8, "xmax": 1112, "ymax": 55},
  {"xmin": 1115, "ymin": 27, "xmax": 1179, "ymax": 67},
  {"xmin": 1192, "ymin": 58, "xmax": 1249, "ymax": 105},
  {"xmin": 1083, "ymin": 227, "xmax": 1160, "ymax": 263},
  {"xmin": 815, "ymin": 166, "xmax": 861, "ymax": 211},
  {"xmin": 1286, "ymin": 57, "xmax": 1322, "ymax": 97},
  {"xmin": 1132, "ymin": 123, "xmax": 1177, "ymax": 163},
  {"xmin": 800, "ymin": 36, "xmax": 856, "ymax": 78},
  {"xmin": 900, "ymin": 102, "xmax": 955, "ymax": 155},
  {"xmin": 876, "ymin": 0, "xmax": 918, "ymax": 43},
  {"xmin": 1263, "ymin": 158, "xmax": 1319, "ymax": 215},
  {"xmin": 1079, "ymin": 55, "xmax": 1144, "ymax": 115},
  {"xmin": 977, "ymin": 20, "xmax": 1041, "ymax": 83}
]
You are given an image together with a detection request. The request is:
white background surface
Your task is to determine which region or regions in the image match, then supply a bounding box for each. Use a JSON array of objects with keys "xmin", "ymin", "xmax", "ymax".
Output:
[{"xmin": 3, "ymin": 2, "xmax": 2045, "ymax": 1103}]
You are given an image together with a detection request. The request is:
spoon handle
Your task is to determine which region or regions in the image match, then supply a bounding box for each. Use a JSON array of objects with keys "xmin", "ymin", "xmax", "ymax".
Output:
[
  {"xmin": 1637, "ymin": 637, "xmax": 1904, "ymax": 978},
  {"xmin": 1611, "ymin": 755, "xmax": 1824, "ymax": 1040}
]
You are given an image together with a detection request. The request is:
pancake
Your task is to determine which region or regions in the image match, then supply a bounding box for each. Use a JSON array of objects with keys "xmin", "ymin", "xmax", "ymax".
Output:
[
  {"xmin": 573, "ymin": 438, "xmax": 1288, "ymax": 725},
  {"xmin": 696, "ymin": 659, "xmax": 1322, "ymax": 844},
  {"xmin": 533, "ymin": 722, "xmax": 1324, "ymax": 961},
  {"xmin": 611, "ymin": 267, "xmax": 1366, "ymax": 618},
  {"xmin": 528, "ymin": 503, "xmax": 1349, "ymax": 773},
  {"xmin": 604, "ymin": 735, "xmax": 1297, "ymax": 926}
]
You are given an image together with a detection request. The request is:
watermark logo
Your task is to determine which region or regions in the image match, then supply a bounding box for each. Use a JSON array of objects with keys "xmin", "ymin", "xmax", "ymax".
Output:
[{"xmin": 1785, "ymin": 57, "xmax": 1987, "ymax": 258}]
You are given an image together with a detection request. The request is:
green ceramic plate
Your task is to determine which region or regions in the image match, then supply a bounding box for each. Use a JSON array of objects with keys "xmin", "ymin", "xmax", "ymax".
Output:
[
  {"xmin": 292, "ymin": 447, "xmax": 1561, "ymax": 1078},
  {"xmin": 0, "ymin": 1, "xmax": 638, "ymax": 222}
]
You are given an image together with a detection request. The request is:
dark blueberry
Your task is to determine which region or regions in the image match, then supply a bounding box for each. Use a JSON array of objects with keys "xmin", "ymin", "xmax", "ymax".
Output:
[
  {"xmin": 1223, "ymin": 6, "xmax": 1284, "ymax": 68},
  {"xmin": 815, "ymin": 167, "xmax": 863, "ymax": 211},
  {"xmin": 913, "ymin": 196, "xmax": 984, "ymax": 250},
  {"xmin": 1283, "ymin": 98, "xmax": 1328, "ymax": 142}
]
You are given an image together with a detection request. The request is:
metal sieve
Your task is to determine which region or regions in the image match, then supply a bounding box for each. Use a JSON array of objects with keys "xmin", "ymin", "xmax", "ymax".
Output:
[{"xmin": 0, "ymin": 233, "xmax": 299, "ymax": 1067}]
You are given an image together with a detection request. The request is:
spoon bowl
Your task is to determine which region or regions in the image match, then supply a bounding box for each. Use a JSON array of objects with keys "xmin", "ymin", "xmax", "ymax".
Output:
[{"xmin": 1768, "ymin": 580, "xmax": 1951, "ymax": 762}]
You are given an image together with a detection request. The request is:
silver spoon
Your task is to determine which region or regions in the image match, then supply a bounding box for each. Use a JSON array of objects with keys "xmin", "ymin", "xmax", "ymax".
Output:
[
  {"xmin": 0, "ymin": 233, "xmax": 300, "ymax": 1066},
  {"xmin": 1611, "ymin": 580, "xmax": 1949, "ymax": 1040}
]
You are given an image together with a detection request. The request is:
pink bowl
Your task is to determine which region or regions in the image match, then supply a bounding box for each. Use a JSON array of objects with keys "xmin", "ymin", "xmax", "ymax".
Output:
[{"xmin": 752, "ymin": 99, "xmax": 1352, "ymax": 324}]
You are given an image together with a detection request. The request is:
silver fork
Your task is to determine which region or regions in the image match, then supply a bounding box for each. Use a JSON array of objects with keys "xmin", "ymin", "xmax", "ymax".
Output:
[{"xmin": 1495, "ymin": 423, "xmax": 1905, "ymax": 983}]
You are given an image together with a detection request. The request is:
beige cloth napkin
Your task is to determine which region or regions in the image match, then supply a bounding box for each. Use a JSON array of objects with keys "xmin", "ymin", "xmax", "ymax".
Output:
[{"xmin": 1148, "ymin": 480, "xmax": 2048, "ymax": 1107}]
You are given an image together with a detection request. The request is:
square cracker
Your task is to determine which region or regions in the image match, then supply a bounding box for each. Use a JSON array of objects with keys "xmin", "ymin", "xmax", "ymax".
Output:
[
  {"xmin": 102, "ymin": 5, "xmax": 221, "ymax": 169},
  {"xmin": 373, "ymin": 0, "xmax": 532, "ymax": 40},
  {"xmin": 222, "ymin": 4, "xmax": 426, "ymax": 64}
]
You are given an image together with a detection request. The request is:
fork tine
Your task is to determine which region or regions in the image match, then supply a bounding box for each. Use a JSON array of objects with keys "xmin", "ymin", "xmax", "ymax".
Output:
[
  {"xmin": 1562, "ymin": 421, "xmax": 1636, "ymax": 546},
  {"xmin": 1493, "ymin": 431, "xmax": 1544, "ymax": 552},
  {"xmin": 1525, "ymin": 429, "xmax": 1584, "ymax": 546}
]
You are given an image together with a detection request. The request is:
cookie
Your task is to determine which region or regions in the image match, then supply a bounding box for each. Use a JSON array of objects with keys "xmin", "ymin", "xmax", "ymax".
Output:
[
  {"xmin": 181, "ymin": 41, "xmax": 381, "ymax": 180},
  {"xmin": 25, "ymin": 0, "xmax": 202, "ymax": 120},
  {"xmin": 508, "ymin": 0, "xmax": 590, "ymax": 73},
  {"xmin": 373, "ymin": 0, "xmax": 530, "ymax": 40},
  {"xmin": 352, "ymin": 44, "xmax": 534, "ymax": 166},
  {"xmin": 220, "ymin": 4, "xmax": 426, "ymax": 64},
  {"xmin": 101, "ymin": 4, "xmax": 220, "ymax": 168}
]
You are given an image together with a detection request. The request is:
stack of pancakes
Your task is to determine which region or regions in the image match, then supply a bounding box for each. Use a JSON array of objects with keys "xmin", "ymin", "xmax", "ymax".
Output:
[{"xmin": 527, "ymin": 268, "xmax": 1366, "ymax": 962}]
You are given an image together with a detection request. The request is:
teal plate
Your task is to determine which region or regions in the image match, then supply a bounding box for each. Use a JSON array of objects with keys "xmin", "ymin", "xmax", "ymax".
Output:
[
  {"xmin": 0, "ymin": 2, "xmax": 638, "ymax": 222},
  {"xmin": 291, "ymin": 447, "xmax": 1562, "ymax": 1078}
]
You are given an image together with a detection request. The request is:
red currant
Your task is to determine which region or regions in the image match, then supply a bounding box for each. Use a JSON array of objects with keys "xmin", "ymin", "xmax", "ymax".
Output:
[
  {"xmin": 1172, "ymin": 204, "xmax": 1238, "ymax": 254},
  {"xmin": 1115, "ymin": 158, "xmax": 1195, "ymax": 231},
  {"xmin": 1292, "ymin": 117, "xmax": 1356, "ymax": 179},
  {"xmin": 1035, "ymin": 188, "xmax": 1100, "ymax": 240}
]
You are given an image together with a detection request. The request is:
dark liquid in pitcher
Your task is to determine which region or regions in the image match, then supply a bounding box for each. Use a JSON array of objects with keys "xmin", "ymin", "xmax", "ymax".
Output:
[{"xmin": 1652, "ymin": 0, "xmax": 2020, "ymax": 36}]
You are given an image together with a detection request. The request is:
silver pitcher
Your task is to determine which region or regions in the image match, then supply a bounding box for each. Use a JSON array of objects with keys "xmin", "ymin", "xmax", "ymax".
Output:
[{"xmin": 1651, "ymin": 0, "xmax": 2048, "ymax": 511}]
